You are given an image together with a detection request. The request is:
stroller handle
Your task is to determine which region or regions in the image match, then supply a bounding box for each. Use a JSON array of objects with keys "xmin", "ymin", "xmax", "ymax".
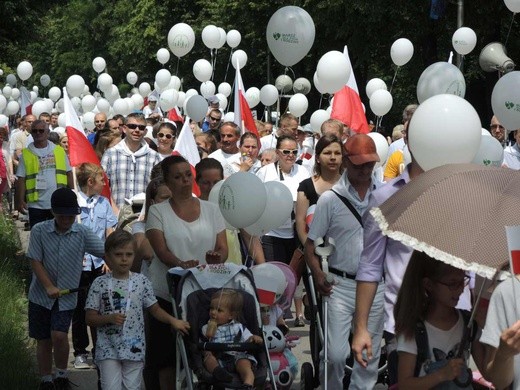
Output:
[{"xmin": 198, "ymin": 341, "xmax": 262, "ymax": 352}]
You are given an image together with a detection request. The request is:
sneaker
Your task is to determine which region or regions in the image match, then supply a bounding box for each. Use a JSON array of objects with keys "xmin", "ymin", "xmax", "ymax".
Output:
[
  {"xmin": 38, "ymin": 381, "xmax": 55, "ymax": 390},
  {"xmin": 293, "ymin": 316, "xmax": 305, "ymax": 327},
  {"xmin": 53, "ymin": 377, "xmax": 72, "ymax": 390},
  {"xmin": 73, "ymin": 354, "xmax": 90, "ymax": 369}
]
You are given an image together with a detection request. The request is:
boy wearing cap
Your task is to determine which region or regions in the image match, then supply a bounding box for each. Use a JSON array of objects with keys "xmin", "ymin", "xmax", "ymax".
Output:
[
  {"xmin": 304, "ymin": 134, "xmax": 383, "ymax": 389},
  {"xmin": 143, "ymin": 95, "xmax": 163, "ymax": 120},
  {"xmin": 27, "ymin": 187, "xmax": 105, "ymax": 390}
]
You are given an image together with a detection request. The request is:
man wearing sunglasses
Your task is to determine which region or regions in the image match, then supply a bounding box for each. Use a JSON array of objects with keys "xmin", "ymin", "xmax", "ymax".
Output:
[
  {"xmin": 16, "ymin": 120, "xmax": 73, "ymax": 228},
  {"xmin": 201, "ymin": 108, "xmax": 222, "ymax": 140},
  {"xmin": 101, "ymin": 113, "xmax": 161, "ymax": 215}
]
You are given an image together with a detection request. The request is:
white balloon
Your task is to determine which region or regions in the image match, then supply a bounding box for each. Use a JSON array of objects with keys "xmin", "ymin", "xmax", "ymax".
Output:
[
  {"xmin": 105, "ymin": 84, "xmax": 120, "ymax": 101},
  {"xmin": 82, "ymin": 112, "xmax": 96, "ymax": 131},
  {"xmin": 81, "ymin": 95, "xmax": 97, "ymax": 113},
  {"xmin": 231, "ymin": 50, "xmax": 248, "ymax": 69},
  {"xmin": 185, "ymin": 89, "xmax": 198, "ymax": 99},
  {"xmin": 218, "ymin": 82, "xmax": 232, "ymax": 97},
  {"xmin": 5, "ymin": 74, "xmax": 17, "ymax": 87},
  {"xmin": 0, "ymin": 69, "xmax": 3, "ymax": 76},
  {"xmin": 98, "ymin": 73, "xmax": 113, "ymax": 93},
  {"xmin": 0, "ymin": 96, "xmax": 6, "ymax": 112},
  {"xmin": 216, "ymin": 27, "xmax": 226, "ymax": 49},
  {"xmin": 11, "ymin": 88, "xmax": 20, "ymax": 100},
  {"xmin": 390, "ymin": 38, "xmax": 414, "ymax": 66},
  {"xmin": 245, "ymin": 87, "xmax": 261, "ymax": 108},
  {"xmin": 482, "ymin": 128, "xmax": 492, "ymax": 137},
  {"xmin": 504, "ymin": 0, "xmax": 520, "ymax": 13},
  {"xmin": 219, "ymin": 172, "xmax": 267, "ymax": 228},
  {"xmin": 310, "ymin": 109, "xmax": 330, "ymax": 132},
  {"xmin": 200, "ymin": 81, "xmax": 216, "ymax": 98},
  {"xmin": 177, "ymin": 91, "xmax": 186, "ymax": 108},
  {"xmin": 40, "ymin": 74, "xmax": 51, "ymax": 87},
  {"xmin": 244, "ymin": 181, "xmax": 292, "ymax": 235},
  {"xmin": 17, "ymin": 61, "xmax": 33, "ymax": 81},
  {"xmin": 185, "ymin": 95, "xmax": 208, "ymax": 122},
  {"xmin": 138, "ymin": 82, "xmax": 151, "ymax": 98},
  {"xmin": 44, "ymin": 98, "xmax": 54, "ymax": 113},
  {"xmin": 159, "ymin": 89, "xmax": 179, "ymax": 112},
  {"xmin": 275, "ymin": 75, "xmax": 293, "ymax": 93},
  {"xmin": 48, "ymin": 87, "xmax": 61, "ymax": 102},
  {"xmin": 260, "ymin": 84, "xmax": 279, "ymax": 106},
  {"xmin": 6, "ymin": 101, "xmax": 20, "ymax": 115},
  {"xmin": 226, "ymin": 30, "xmax": 241, "ymax": 48},
  {"xmin": 0, "ymin": 114, "xmax": 7, "ymax": 127},
  {"xmin": 408, "ymin": 94, "xmax": 481, "ymax": 171},
  {"xmin": 58, "ymin": 113, "xmax": 66, "ymax": 127},
  {"xmin": 156, "ymin": 48, "xmax": 170, "ymax": 65},
  {"xmin": 29, "ymin": 91, "xmax": 37, "ymax": 103},
  {"xmin": 316, "ymin": 51, "xmax": 351, "ymax": 94},
  {"xmin": 112, "ymin": 98, "xmax": 128, "ymax": 116},
  {"xmin": 293, "ymin": 77, "xmax": 311, "ymax": 95},
  {"xmin": 71, "ymin": 97, "xmax": 82, "ymax": 114},
  {"xmin": 472, "ymin": 135, "xmax": 504, "ymax": 167},
  {"xmin": 193, "ymin": 59, "xmax": 213, "ymax": 82},
  {"xmin": 491, "ymin": 71, "xmax": 520, "ymax": 130},
  {"xmin": 2, "ymin": 86, "xmax": 12, "ymax": 98},
  {"xmin": 201, "ymin": 25, "xmax": 220, "ymax": 49},
  {"xmin": 224, "ymin": 112, "xmax": 235, "ymax": 122},
  {"xmin": 417, "ymin": 62, "xmax": 466, "ymax": 104},
  {"xmin": 215, "ymin": 93, "xmax": 227, "ymax": 110},
  {"xmin": 370, "ymin": 89, "xmax": 393, "ymax": 116},
  {"xmin": 168, "ymin": 23, "xmax": 195, "ymax": 58},
  {"xmin": 155, "ymin": 69, "xmax": 171, "ymax": 89},
  {"xmin": 55, "ymin": 98, "xmax": 65, "ymax": 113},
  {"xmin": 208, "ymin": 181, "xmax": 234, "ymax": 230},
  {"xmin": 66, "ymin": 75, "xmax": 85, "ymax": 98},
  {"xmin": 452, "ymin": 27, "xmax": 477, "ymax": 55},
  {"xmin": 92, "ymin": 57, "xmax": 106, "ymax": 73},
  {"xmin": 366, "ymin": 78, "xmax": 388, "ymax": 99},
  {"xmin": 96, "ymin": 98, "xmax": 111, "ymax": 114},
  {"xmin": 124, "ymin": 97, "xmax": 135, "ymax": 114},
  {"xmin": 168, "ymin": 75, "xmax": 181, "ymax": 91},
  {"xmin": 266, "ymin": 6, "xmax": 315, "ymax": 67},
  {"xmin": 84, "ymin": 85, "xmax": 90, "ymax": 94},
  {"xmin": 367, "ymin": 132, "xmax": 390, "ymax": 167},
  {"xmin": 31, "ymin": 100, "xmax": 48, "ymax": 118},
  {"xmin": 127, "ymin": 71, "xmax": 138, "ymax": 85},
  {"xmin": 131, "ymin": 93, "xmax": 144, "ymax": 110},
  {"xmin": 288, "ymin": 93, "xmax": 308, "ymax": 117}
]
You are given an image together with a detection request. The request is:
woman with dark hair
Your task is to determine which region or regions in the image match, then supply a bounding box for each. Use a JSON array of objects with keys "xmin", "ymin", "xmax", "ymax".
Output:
[
  {"xmin": 145, "ymin": 155, "xmax": 227, "ymax": 389},
  {"xmin": 292, "ymin": 135, "xmax": 343, "ymax": 325},
  {"xmin": 153, "ymin": 122, "xmax": 176, "ymax": 160},
  {"xmin": 229, "ymin": 132, "xmax": 262, "ymax": 174}
]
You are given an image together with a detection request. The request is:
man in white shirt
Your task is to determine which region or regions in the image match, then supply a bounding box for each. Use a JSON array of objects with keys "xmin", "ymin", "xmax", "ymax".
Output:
[
  {"xmin": 208, "ymin": 122, "xmax": 241, "ymax": 178},
  {"xmin": 260, "ymin": 113, "xmax": 299, "ymax": 153}
]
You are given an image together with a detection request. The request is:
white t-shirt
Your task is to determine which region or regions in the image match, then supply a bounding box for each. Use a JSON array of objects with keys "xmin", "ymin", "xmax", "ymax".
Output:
[
  {"xmin": 256, "ymin": 162, "xmax": 310, "ymax": 238},
  {"xmin": 397, "ymin": 312, "xmax": 466, "ymax": 377},
  {"xmin": 227, "ymin": 153, "xmax": 262, "ymax": 175},
  {"xmin": 208, "ymin": 149, "xmax": 240, "ymax": 178},
  {"xmin": 146, "ymin": 199, "xmax": 226, "ymax": 300}
]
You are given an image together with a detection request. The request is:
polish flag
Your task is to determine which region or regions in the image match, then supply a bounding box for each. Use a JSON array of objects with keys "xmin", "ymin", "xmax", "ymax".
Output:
[
  {"xmin": 506, "ymin": 225, "xmax": 520, "ymax": 275},
  {"xmin": 233, "ymin": 62, "xmax": 258, "ymax": 137},
  {"xmin": 330, "ymin": 46, "xmax": 369, "ymax": 134},
  {"xmin": 63, "ymin": 88, "xmax": 111, "ymax": 200},
  {"xmin": 168, "ymin": 106, "xmax": 184, "ymax": 123},
  {"xmin": 173, "ymin": 116, "xmax": 200, "ymax": 197},
  {"xmin": 20, "ymin": 86, "xmax": 33, "ymax": 116}
]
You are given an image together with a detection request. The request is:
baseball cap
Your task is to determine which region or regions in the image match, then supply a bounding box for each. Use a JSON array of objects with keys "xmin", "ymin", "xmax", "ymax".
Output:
[
  {"xmin": 344, "ymin": 134, "xmax": 380, "ymax": 165},
  {"xmin": 207, "ymin": 95, "xmax": 219, "ymax": 105},
  {"xmin": 51, "ymin": 188, "xmax": 80, "ymax": 215},
  {"xmin": 148, "ymin": 95, "xmax": 158, "ymax": 102}
]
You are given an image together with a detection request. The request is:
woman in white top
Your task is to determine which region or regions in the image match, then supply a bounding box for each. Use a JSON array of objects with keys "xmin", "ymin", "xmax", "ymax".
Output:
[{"xmin": 256, "ymin": 135, "xmax": 310, "ymax": 264}]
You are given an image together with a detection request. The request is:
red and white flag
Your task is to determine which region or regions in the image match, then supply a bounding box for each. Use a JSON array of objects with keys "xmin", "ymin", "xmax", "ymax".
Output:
[
  {"xmin": 173, "ymin": 116, "xmax": 200, "ymax": 196},
  {"xmin": 63, "ymin": 87, "xmax": 111, "ymax": 199},
  {"xmin": 506, "ymin": 225, "xmax": 520, "ymax": 275},
  {"xmin": 233, "ymin": 62, "xmax": 258, "ymax": 137},
  {"xmin": 167, "ymin": 106, "xmax": 184, "ymax": 123},
  {"xmin": 330, "ymin": 46, "xmax": 369, "ymax": 134},
  {"xmin": 20, "ymin": 86, "xmax": 33, "ymax": 116}
]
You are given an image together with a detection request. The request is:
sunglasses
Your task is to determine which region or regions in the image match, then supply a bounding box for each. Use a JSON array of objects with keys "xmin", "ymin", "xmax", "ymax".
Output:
[
  {"xmin": 158, "ymin": 132, "xmax": 174, "ymax": 139},
  {"xmin": 126, "ymin": 124, "xmax": 147, "ymax": 131},
  {"xmin": 279, "ymin": 149, "xmax": 298, "ymax": 156},
  {"xmin": 32, "ymin": 128, "xmax": 46, "ymax": 134},
  {"xmin": 209, "ymin": 116, "xmax": 221, "ymax": 121}
]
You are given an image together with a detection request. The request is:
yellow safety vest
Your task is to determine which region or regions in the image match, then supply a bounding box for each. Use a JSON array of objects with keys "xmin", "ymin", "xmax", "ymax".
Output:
[{"xmin": 22, "ymin": 145, "xmax": 68, "ymax": 202}]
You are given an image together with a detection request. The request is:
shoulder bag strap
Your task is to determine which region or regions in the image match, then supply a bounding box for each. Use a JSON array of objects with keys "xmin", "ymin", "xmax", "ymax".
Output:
[{"xmin": 330, "ymin": 189, "xmax": 363, "ymax": 227}]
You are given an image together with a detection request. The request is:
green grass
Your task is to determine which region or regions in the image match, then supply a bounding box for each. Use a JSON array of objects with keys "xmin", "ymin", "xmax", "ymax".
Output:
[{"xmin": 0, "ymin": 214, "xmax": 39, "ymax": 388}]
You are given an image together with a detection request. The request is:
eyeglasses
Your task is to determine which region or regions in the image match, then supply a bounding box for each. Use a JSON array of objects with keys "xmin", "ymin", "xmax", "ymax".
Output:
[
  {"xmin": 32, "ymin": 128, "xmax": 46, "ymax": 134},
  {"xmin": 435, "ymin": 276, "xmax": 470, "ymax": 291},
  {"xmin": 209, "ymin": 116, "xmax": 221, "ymax": 122},
  {"xmin": 158, "ymin": 132, "xmax": 173, "ymax": 139},
  {"xmin": 126, "ymin": 124, "xmax": 147, "ymax": 131},
  {"xmin": 279, "ymin": 149, "xmax": 298, "ymax": 156}
]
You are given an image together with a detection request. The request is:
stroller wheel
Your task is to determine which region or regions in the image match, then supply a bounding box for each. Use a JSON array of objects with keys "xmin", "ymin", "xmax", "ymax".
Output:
[{"xmin": 301, "ymin": 362, "xmax": 315, "ymax": 390}]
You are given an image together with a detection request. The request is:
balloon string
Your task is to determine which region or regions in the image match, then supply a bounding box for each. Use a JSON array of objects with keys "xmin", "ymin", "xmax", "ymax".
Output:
[
  {"xmin": 319, "ymin": 94, "xmax": 323, "ymax": 110},
  {"xmin": 389, "ymin": 66, "xmax": 400, "ymax": 94},
  {"xmin": 175, "ymin": 57, "xmax": 180, "ymax": 77},
  {"xmin": 287, "ymin": 66, "xmax": 296, "ymax": 80},
  {"xmin": 212, "ymin": 49, "xmax": 218, "ymax": 81},
  {"xmin": 224, "ymin": 50, "xmax": 233, "ymax": 82},
  {"xmin": 458, "ymin": 55, "xmax": 465, "ymax": 71},
  {"xmin": 247, "ymin": 234, "xmax": 255, "ymax": 268},
  {"xmin": 505, "ymin": 13, "xmax": 515, "ymax": 48}
]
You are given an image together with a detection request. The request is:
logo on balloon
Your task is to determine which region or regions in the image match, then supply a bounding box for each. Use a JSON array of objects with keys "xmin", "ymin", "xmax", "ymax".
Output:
[
  {"xmin": 505, "ymin": 101, "xmax": 515, "ymax": 110},
  {"xmin": 219, "ymin": 186, "xmax": 234, "ymax": 211},
  {"xmin": 274, "ymin": 33, "xmax": 299, "ymax": 44},
  {"xmin": 273, "ymin": 33, "xmax": 281, "ymax": 40},
  {"xmin": 446, "ymin": 81, "xmax": 464, "ymax": 97},
  {"xmin": 171, "ymin": 35, "xmax": 189, "ymax": 49}
]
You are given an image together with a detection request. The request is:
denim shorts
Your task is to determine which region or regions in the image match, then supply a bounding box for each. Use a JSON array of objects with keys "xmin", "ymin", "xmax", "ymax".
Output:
[{"xmin": 29, "ymin": 301, "xmax": 74, "ymax": 340}]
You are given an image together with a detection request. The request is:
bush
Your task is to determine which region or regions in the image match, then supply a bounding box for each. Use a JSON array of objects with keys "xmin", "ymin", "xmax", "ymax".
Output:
[{"xmin": 0, "ymin": 215, "xmax": 38, "ymax": 388}]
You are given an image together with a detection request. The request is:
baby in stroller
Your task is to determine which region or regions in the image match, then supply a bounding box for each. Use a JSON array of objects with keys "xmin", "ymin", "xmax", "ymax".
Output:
[{"xmin": 202, "ymin": 289, "xmax": 263, "ymax": 388}]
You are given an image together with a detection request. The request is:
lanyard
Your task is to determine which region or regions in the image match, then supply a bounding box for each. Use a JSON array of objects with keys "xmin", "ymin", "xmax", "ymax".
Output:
[{"xmin": 275, "ymin": 161, "xmax": 285, "ymax": 181}]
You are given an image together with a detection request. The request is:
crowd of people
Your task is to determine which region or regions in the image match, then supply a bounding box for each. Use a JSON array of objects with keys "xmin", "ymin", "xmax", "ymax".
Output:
[{"xmin": 2, "ymin": 95, "xmax": 520, "ymax": 390}]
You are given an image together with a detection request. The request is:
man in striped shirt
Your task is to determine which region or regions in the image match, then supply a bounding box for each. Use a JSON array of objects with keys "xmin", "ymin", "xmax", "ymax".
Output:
[{"xmin": 28, "ymin": 188, "xmax": 105, "ymax": 390}]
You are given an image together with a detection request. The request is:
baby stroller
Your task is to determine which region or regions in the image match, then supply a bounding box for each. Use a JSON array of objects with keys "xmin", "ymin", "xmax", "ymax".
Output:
[
  {"xmin": 167, "ymin": 263, "xmax": 273, "ymax": 390},
  {"xmin": 300, "ymin": 237, "xmax": 388, "ymax": 390}
]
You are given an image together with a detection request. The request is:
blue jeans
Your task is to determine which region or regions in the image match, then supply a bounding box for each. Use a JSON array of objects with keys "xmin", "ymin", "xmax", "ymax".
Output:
[{"xmin": 320, "ymin": 277, "xmax": 385, "ymax": 389}]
